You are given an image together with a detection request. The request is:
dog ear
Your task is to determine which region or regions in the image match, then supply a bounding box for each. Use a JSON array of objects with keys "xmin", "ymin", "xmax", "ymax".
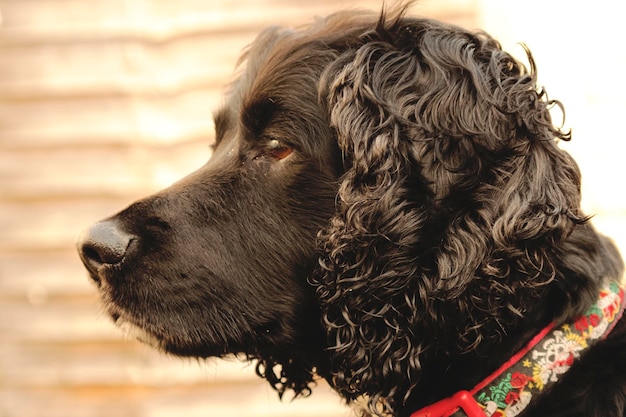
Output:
[{"xmin": 314, "ymin": 17, "xmax": 593, "ymax": 414}]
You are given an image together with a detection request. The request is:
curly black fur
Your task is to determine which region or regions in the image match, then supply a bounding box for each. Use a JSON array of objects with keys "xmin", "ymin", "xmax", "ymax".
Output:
[
  {"xmin": 314, "ymin": 9, "xmax": 595, "ymax": 413},
  {"xmin": 78, "ymin": 4, "xmax": 625, "ymax": 417}
]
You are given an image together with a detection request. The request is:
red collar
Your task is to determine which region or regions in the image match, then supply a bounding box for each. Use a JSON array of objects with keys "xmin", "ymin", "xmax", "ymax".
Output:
[{"xmin": 411, "ymin": 281, "xmax": 625, "ymax": 417}]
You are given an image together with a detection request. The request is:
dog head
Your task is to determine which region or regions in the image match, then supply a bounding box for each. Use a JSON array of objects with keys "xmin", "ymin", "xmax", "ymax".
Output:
[{"xmin": 77, "ymin": 6, "xmax": 623, "ymax": 415}]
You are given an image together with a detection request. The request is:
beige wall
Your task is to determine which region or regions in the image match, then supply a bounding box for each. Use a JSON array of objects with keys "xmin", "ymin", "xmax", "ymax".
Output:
[{"xmin": 479, "ymin": 0, "xmax": 626, "ymax": 254}]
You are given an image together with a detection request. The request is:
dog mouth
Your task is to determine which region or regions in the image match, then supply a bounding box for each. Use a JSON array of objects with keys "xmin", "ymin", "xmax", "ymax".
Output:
[
  {"xmin": 88, "ymin": 268, "xmax": 162, "ymax": 348},
  {"xmin": 86, "ymin": 264, "xmax": 164, "ymax": 349},
  {"xmin": 101, "ymin": 293, "xmax": 235, "ymax": 358}
]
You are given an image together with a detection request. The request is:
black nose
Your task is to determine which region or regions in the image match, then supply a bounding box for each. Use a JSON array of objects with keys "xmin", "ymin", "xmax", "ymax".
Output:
[{"xmin": 77, "ymin": 220, "xmax": 135, "ymax": 276}]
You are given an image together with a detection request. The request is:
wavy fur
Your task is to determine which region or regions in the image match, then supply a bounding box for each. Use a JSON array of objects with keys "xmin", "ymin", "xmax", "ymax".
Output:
[{"xmin": 313, "ymin": 8, "xmax": 620, "ymax": 416}]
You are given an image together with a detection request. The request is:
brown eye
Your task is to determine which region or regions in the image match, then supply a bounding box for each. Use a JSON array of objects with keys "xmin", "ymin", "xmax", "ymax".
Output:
[{"xmin": 266, "ymin": 139, "xmax": 293, "ymax": 160}]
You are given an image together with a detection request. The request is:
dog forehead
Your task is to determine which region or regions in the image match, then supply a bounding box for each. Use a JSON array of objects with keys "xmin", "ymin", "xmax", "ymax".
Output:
[
  {"xmin": 229, "ymin": 27, "xmax": 298, "ymax": 97},
  {"xmin": 218, "ymin": 29, "xmax": 329, "ymax": 135},
  {"xmin": 229, "ymin": 10, "xmax": 380, "ymax": 107}
]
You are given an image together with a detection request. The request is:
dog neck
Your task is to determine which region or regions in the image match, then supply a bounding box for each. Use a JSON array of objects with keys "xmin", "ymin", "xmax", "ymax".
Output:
[{"xmin": 409, "ymin": 281, "xmax": 626, "ymax": 417}]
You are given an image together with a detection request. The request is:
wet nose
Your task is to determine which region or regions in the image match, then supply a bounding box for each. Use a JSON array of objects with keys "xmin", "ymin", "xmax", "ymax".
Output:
[{"xmin": 77, "ymin": 220, "xmax": 135, "ymax": 275}]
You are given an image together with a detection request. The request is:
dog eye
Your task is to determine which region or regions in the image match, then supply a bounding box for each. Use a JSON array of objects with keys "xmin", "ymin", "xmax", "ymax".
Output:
[{"xmin": 265, "ymin": 139, "xmax": 293, "ymax": 160}]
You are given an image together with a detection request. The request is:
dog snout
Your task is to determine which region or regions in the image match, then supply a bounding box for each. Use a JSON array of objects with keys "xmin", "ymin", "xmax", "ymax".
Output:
[{"xmin": 77, "ymin": 220, "xmax": 135, "ymax": 278}]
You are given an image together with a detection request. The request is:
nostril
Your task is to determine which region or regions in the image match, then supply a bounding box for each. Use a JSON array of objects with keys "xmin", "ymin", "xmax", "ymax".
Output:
[
  {"xmin": 82, "ymin": 241, "xmax": 127, "ymax": 265},
  {"xmin": 82, "ymin": 245, "xmax": 105, "ymax": 265},
  {"xmin": 77, "ymin": 220, "xmax": 135, "ymax": 275}
]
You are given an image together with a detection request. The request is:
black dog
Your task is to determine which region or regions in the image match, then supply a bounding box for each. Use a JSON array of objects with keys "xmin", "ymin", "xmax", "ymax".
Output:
[{"xmin": 77, "ymin": 5, "xmax": 626, "ymax": 417}]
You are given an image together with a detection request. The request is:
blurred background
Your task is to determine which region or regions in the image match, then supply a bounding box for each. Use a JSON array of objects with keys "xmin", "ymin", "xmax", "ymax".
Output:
[{"xmin": 0, "ymin": 0, "xmax": 624, "ymax": 416}]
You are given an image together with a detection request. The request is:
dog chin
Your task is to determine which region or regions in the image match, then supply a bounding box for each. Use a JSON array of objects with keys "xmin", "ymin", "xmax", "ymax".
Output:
[{"xmin": 114, "ymin": 316, "xmax": 165, "ymax": 351}]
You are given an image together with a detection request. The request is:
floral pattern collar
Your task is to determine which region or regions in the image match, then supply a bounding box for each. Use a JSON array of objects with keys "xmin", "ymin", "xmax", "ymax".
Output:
[{"xmin": 411, "ymin": 281, "xmax": 626, "ymax": 417}]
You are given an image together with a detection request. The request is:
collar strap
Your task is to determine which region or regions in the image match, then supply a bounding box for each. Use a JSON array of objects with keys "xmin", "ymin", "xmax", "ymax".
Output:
[{"xmin": 411, "ymin": 281, "xmax": 626, "ymax": 417}]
